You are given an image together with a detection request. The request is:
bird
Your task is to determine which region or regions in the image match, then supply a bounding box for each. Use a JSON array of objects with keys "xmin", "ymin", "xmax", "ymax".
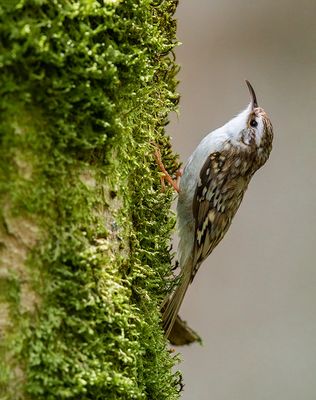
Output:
[{"xmin": 162, "ymin": 80, "xmax": 274, "ymax": 338}]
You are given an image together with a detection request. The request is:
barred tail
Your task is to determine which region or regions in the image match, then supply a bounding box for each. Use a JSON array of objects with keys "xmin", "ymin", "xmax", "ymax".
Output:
[{"xmin": 162, "ymin": 264, "xmax": 192, "ymax": 338}]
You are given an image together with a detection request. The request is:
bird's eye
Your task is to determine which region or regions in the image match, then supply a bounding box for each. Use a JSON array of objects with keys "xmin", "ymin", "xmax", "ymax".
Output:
[{"xmin": 250, "ymin": 119, "xmax": 258, "ymax": 128}]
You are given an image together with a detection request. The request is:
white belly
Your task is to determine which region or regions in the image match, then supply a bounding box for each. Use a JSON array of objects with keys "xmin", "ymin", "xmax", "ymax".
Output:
[{"xmin": 176, "ymin": 127, "xmax": 229, "ymax": 267}]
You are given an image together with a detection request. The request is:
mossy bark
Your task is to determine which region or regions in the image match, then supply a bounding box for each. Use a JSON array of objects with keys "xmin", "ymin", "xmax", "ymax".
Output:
[{"xmin": 0, "ymin": 1, "xmax": 181, "ymax": 399}]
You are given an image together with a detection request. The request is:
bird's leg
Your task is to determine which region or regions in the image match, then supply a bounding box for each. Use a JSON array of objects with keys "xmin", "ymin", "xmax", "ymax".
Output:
[{"xmin": 153, "ymin": 146, "xmax": 182, "ymax": 193}]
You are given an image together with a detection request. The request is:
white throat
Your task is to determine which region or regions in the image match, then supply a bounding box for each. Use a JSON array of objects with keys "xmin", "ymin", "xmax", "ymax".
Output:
[{"xmin": 225, "ymin": 103, "xmax": 264, "ymax": 147}]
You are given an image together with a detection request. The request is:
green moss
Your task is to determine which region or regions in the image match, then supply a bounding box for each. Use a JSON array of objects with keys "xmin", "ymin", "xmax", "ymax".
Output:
[{"xmin": 0, "ymin": 0, "xmax": 181, "ymax": 399}]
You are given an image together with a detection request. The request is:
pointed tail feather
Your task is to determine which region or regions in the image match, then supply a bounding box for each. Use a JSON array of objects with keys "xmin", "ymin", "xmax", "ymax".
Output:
[{"xmin": 162, "ymin": 266, "xmax": 192, "ymax": 338}]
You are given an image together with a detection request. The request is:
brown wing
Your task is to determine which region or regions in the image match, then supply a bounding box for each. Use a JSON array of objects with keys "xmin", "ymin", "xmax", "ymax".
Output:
[{"xmin": 191, "ymin": 151, "xmax": 236, "ymax": 279}]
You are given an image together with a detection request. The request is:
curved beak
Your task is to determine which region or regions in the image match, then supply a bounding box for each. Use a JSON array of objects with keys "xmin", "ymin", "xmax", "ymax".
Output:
[{"xmin": 245, "ymin": 80, "xmax": 258, "ymax": 109}]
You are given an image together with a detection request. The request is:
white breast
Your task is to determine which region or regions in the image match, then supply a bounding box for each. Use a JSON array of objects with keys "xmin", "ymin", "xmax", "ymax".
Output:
[
  {"xmin": 176, "ymin": 126, "xmax": 229, "ymax": 267},
  {"xmin": 176, "ymin": 104, "xmax": 252, "ymax": 268}
]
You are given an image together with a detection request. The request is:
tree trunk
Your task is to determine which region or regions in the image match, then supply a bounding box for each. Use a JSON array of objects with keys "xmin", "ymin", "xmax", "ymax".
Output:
[{"xmin": 0, "ymin": 1, "xmax": 181, "ymax": 398}]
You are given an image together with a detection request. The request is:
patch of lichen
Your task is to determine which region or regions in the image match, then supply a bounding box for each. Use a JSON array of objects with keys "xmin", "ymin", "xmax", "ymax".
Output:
[{"xmin": 0, "ymin": 0, "xmax": 181, "ymax": 399}]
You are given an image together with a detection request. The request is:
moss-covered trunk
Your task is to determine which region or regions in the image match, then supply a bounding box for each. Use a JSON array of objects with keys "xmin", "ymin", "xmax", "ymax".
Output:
[{"xmin": 0, "ymin": 1, "xmax": 181, "ymax": 398}]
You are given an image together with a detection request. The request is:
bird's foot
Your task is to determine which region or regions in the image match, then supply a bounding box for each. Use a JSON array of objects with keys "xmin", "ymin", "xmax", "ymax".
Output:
[{"xmin": 153, "ymin": 145, "xmax": 182, "ymax": 193}]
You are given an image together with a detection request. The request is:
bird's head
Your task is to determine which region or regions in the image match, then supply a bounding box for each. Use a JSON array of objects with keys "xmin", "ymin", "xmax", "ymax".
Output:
[{"xmin": 226, "ymin": 81, "xmax": 273, "ymax": 168}]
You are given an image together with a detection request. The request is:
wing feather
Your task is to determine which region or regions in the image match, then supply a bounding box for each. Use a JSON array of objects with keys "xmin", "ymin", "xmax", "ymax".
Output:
[{"xmin": 191, "ymin": 151, "xmax": 239, "ymax": 279}]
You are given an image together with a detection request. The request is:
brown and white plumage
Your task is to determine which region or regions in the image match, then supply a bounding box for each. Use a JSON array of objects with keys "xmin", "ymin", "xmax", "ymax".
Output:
[{"xmin": 163, "ymin": 81, "xmax": 273, "ymax": 338}]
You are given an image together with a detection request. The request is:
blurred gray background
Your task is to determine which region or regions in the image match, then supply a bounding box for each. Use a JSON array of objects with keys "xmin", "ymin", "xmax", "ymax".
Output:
[{"xmin": 168, "ymin": 0, "xmax": 316, "ymax": 399}]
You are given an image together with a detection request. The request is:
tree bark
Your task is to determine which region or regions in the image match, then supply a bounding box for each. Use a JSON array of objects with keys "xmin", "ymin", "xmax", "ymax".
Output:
[{"xmin": 0, "ymin": 1, "xmax": 181, "ymax": 398}]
